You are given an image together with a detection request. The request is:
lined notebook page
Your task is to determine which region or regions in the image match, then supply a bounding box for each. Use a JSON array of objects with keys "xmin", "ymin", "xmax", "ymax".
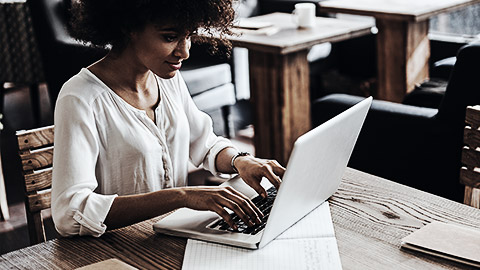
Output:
[
  {"xmin": 276, "ymin": 202, "xmax": 335, "ymax": 240},
  {"xmin": 182, "ymin": 202, "xmax": 342, "ymax": 270}
]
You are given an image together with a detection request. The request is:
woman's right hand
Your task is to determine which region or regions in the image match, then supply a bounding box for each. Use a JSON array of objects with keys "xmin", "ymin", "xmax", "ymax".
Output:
[{"xmin": 182, "ymin": 186, "xmax": 263, "ymax": 230}]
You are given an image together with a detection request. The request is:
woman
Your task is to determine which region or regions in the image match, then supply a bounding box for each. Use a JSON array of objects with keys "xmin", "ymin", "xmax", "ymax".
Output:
[{"xmin": 51, "ymin": 0, "xmax": 285, "ymax": 237}]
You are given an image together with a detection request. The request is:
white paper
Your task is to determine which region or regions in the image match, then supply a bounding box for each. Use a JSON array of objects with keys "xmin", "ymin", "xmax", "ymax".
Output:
[
  {"xmin": 276, "ymin": 202, "xmax": 335, "ymax": 240},
  {"xmin": 182, "ymin": 202, "xmax": 342, "ymax": 270}
]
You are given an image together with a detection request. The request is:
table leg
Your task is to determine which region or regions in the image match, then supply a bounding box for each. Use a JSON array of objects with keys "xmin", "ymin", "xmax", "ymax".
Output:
[
  {"xmin": 248, "ymin": 49, "xmax": 311, "ymax": 165},
  {"xmin": 376, "ymin": 19, "xmax": 430, "ymax": 102}
]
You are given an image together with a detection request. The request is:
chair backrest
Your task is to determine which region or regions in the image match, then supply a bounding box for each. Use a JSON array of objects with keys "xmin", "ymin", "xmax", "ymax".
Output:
[
  {"xmin": 460, "ymin": 106, "xmax": 480, "ymax": 208},
  {"xmin": 16, "ymin": 125, "xmax": 54, "ymax": 244},
  {"xmin": 437, "ymin": 42, "xmax": 480, "ymax": 126},
  {"xmin": 27, "ymin": 0, "xmax": 106, "ymax": 109}
]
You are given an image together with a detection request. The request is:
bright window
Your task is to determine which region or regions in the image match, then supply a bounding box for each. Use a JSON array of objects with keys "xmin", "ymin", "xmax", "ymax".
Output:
[{"xmin": 430, "ymin": 4, "xmax": 480, "ymax": 38}]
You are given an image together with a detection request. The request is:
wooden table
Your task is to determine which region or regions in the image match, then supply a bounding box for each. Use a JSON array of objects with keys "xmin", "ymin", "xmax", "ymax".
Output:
[
  {"xmin": 2, "ymin": 168, "xmax": 479, "ymax": 269},
  {"xmin": 319, "ymin": 0, "xmax": 480, "ymax": 102},
  {"xmin": 227, "ymin": 13, "xmax": 374, "ymax": 164}
]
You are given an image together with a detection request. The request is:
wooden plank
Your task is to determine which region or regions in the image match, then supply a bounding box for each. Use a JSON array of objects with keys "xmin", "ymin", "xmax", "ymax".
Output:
[
  {"xmin": 405, "ymin": 20, "xmax": 430, "ymax": 93},
  {"xmin": 463, "ymin": 126, "xmax": 480, "ymax": 148},
  {"xmin": 16, "ymin": 125, "xmax": 54, "ymax": 151},
  {"xmin": 319, "ymin": 0, "xmax": 480, "ymax": 22},
  {"xmin": 376, "ymin": 19, "xmax": 407, "ymax": 102},
  {"xmin": 459, "ymin": 167, "xmax": 480, "ymax": 188},
  {"xmin": 461, "ymin": 147, "xmax": 480, "ymax": 170},
  {"xmin": 466, "ymin": 105, "xmax": 480, "ymax": 129},
  {"xmin": 24, "ymin": 168, "xmax": 52, "ymax": 193},
  {"xmin": 27, "ymin": 191, "xmax": 51, "ymax": 212},
  {"xmin": 376, "ymin": 19, "xmax": 429, "ymax": 102},
  {"xmin": 25, "ymin": 211, "xmax": 46, "ymax": 245},
  {"xmin": 19, "ymin": 146, "xmax": 53, "ymax": 171},
  {"xmin": 464, "ymin": 186, "xmax": 480, "ymax": 208},
  {"xmin": 248, "ymin": 49, "xmax": 311, "ymax": 164}
]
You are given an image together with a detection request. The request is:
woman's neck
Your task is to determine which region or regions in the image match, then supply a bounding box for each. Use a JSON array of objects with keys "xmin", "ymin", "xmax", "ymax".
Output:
[
  {"xmin": 88, "ymin": 50, "xmax": 160, "ymax": 117},
  {"xmin": 89, "ymin": 50, "xmax": 152, "ymax": 94}
]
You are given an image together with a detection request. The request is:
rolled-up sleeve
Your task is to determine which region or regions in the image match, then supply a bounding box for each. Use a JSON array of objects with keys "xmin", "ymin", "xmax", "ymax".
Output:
[
  {"xmin": 52, "ymin": 93, "xmax": 117, "ymax": 237},
  {"xmin": 176, "ymin": 74, "xmax": 237, "ymax": 175}
]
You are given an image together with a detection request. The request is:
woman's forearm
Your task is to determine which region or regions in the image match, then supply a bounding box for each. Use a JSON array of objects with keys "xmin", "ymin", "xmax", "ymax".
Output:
[{"xmin": 104, "ymin": 188, "xmax": 186, "ymax": 230}]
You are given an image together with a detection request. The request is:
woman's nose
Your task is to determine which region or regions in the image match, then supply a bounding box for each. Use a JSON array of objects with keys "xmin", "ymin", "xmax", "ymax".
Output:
[{"xmin": 174, "ymin": 37, "xmax": 190, "ymax": 60}]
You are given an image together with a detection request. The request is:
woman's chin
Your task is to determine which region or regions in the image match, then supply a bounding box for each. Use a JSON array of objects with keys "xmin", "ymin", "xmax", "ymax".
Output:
[{"xmin": 154, "ymin": 70, "xmax": 178, "ymax": 79}]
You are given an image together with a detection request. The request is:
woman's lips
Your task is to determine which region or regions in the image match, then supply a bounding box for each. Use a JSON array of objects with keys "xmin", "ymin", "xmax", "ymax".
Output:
[{"xmin": 167, "ymin": 61, "xmax": 182, "ymax": 70}]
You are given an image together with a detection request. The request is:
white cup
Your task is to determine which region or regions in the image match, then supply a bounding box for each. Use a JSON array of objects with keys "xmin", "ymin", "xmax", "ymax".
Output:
[{"xmin": 292, "ymin": 3, "xmax": 316, "ymax": 28}]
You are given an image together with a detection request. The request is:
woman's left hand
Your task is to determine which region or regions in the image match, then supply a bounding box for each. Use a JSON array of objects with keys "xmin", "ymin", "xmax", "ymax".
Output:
[{"xmin": 234, "ymin": 156, "xmax": 286, "ymax": 198}]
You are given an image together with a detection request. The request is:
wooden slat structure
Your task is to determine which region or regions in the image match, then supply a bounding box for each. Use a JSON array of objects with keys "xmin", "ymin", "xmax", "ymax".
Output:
[
  {"xmin": 460, "ymin": 106, "xmax": 480, "ymax": 208},
  {"xmin": 16, "ymin": 125, "xmax": 54, "ymax": 244}
]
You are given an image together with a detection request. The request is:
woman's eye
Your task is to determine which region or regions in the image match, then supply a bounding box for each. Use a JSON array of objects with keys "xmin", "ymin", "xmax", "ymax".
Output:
[{"xmin": 163, "ymin": 35, "xmax": 177, "ymax": 42}]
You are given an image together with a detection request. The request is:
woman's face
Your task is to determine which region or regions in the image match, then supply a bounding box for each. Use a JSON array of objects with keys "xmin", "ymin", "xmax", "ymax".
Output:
[{"xmin": 129, "ymin": 23, "xmax": 191, "ymax": 79}]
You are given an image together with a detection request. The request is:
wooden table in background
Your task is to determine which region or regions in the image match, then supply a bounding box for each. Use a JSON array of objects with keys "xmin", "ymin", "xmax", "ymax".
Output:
[
  {"xmin": 319, "ymin": 0, "xmax": 480, "ymax": 102},
  {"xmin": 227, "ymin": 13, "xmax": 374, "ymax": 165},
  {"xmin": 2, "ymin": 168, "xmax": 479, "ymax": 269}
]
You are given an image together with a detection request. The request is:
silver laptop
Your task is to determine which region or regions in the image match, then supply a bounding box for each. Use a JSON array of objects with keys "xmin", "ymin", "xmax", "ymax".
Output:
[{"xmin": 153, "ymin": 97, "xmax": 372, "ymax": 249}]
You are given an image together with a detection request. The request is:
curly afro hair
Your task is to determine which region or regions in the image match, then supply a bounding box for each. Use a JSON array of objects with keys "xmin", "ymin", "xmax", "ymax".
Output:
[{"xmin": 69, "ymin": 0, "xmax": 236, "ymax": 54}]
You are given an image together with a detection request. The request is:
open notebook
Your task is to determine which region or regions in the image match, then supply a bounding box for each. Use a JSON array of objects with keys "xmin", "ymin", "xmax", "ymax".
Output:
[{"xmin": 182, "ymin": 202, "xmax": 342, "ymax": 270}]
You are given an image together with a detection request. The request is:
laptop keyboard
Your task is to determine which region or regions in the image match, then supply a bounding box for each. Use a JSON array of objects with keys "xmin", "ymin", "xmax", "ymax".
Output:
[{"xmin": 208, "ymin": 187, "xmax": 277, "ymax": 235}]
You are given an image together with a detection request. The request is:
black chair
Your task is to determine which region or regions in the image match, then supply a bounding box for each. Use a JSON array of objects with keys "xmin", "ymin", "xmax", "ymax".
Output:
[
  {"xmin": 402, "ymin": 40, "xmax": 477, "ymax": 109},
  {"xmin": 311, "ymin": 42, "xmax": 480, "ymax": 202},
  {"xmin": 27, "ymin": 0, "xmax": 107, "ymax": 111}
]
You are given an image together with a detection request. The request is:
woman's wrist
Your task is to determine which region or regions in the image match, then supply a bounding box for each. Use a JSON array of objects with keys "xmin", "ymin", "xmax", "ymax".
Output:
[
  {"xmin": 233, "ymin": 154, "xmax": 253, "ymax": 174},
  {"xmin": 231, "ymin": 151, "xmax": 251, "ymax": 173},
  {"xmin": 174, "ymin": 187, "xmax": 189, "ymax": 208}
]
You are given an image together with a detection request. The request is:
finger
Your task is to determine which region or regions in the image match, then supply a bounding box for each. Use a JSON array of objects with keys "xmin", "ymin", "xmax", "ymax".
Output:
[
  {"xmin": 216, "ymin": 194, "xmax": 253, "ymax": 227},
  {"xmin": 264, "ymin": 164, "xmax": 282, "ymax": 190},
  {"xmin": 228, "ymin": 189, "xmax": 263, "ymax": 224},
  {"xmin": 212, "ymin": 206, "xmax": 237, "ymax": 230},
  {"xmin": 271, "ymin": 160, "xmax": 286, "ymax": 178},
  {"xmin": 244, "ymin": 177, "xmax": 268, "ymax": 199}
]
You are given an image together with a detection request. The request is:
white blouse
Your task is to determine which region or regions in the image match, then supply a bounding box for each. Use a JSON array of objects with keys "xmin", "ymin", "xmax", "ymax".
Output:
[{"xmin": 51, "ymin": 68, "xmax": 234, "ymax": 237}]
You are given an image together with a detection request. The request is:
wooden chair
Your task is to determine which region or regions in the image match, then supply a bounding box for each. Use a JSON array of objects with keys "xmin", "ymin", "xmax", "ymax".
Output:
[
  {"xmin": 460, "ymin": 106, "xmax": 480, "ymax": 208},
  {"xmin": 16, "ymin": 125, "xmax": 54, "ymax": 244}
]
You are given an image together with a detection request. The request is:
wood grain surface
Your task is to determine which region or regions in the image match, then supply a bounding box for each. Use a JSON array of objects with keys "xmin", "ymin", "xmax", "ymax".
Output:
[
  {"xmin": 332, "ymin": 169, "xmax": 480, "ymax": 270},
  {"xmin": 19, "ymin": 147, "xmax": 53, "ymax": 171},
  {"xmin": 16, "ymin": 125, "xmax": 54, "ymax": 151},
  {"xmin": 228, "ymin": 13, "xmax": 374, "ymax": 54},
  {"xmin": 319, "ymin": 0, "xmax": 480, "ymax": 22},
  {"xmin": 2, "ymin": 168, "xmax": 479, "ymax": 269}
]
